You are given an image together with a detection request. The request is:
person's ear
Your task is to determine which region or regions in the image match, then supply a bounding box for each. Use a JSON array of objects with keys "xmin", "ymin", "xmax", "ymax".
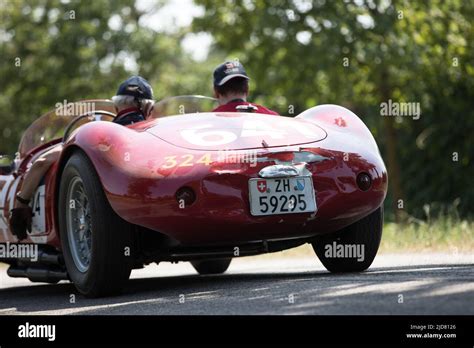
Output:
[
  {"xmin": 142, "ymin": 100, "xmax": 154, "ymax": 118},
  {"xmin": 244, "ymin": 83, "xmax": 249, "ymax": 97},
  {"xmin": 213, "ymin": 88, "xmax": 219, "ymax": 99}
]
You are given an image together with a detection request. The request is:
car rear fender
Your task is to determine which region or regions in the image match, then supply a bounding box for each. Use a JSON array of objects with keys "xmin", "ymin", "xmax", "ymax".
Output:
[
  {"xmin": 296, "ymin": 104, "xmax": 379, "ymax": 153},
  {"xmin": 57, "ymin": 122, "xmax": 166, "ymax": 217}
]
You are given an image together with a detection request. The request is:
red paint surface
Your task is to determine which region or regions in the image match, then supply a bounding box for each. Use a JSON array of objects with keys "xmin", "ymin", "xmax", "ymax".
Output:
[{"xmin": 0, "ymin": 104, "xmax": 387, "ymax": 249}]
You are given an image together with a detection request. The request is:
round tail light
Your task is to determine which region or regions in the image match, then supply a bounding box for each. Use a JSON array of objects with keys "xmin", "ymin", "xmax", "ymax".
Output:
[
  {"xmin": 176, "ymin": 187, "xmax": 196, "ymax": 207},
  {"xmin": 357, "ymin": 172, "xmax": 372, "ymax": 191}
]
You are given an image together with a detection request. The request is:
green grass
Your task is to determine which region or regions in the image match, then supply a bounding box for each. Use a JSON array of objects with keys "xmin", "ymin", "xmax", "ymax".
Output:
[
  {"xmin": 0, "ymin": 214, "xmax": 471, "ymax": 266},
  {"xmin": 380, "ymin": 217, "xmax": 474, "ymax": 253},
  {"xmin": 252, "ymin": 213, "xmax": 474, "ymax": 260}
]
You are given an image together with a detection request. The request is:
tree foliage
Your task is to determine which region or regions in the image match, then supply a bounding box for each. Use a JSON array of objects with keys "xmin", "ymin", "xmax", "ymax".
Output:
[
  {"xmin": 0, "ymin": 0, "xmax": 472, "ymax": 220},
  {"xmin": 193, "ymin": 0, "xmax": 474, "ymax": 218},
  {"xmin": 0, "ymin": 0, "xmax": 220, "ymax": 154}
]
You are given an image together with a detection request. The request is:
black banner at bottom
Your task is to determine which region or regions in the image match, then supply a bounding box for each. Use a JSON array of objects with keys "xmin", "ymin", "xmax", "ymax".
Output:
[{"xmin": 0, "ymin": 315, "xmax": 472, "ymax": 346}]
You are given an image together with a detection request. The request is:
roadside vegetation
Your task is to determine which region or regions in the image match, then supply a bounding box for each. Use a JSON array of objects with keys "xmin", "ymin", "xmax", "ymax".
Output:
[
  {"xmin": 255, "ymin": 208, "xmax": 474, "ymax": 259},
  {"xmin": 1, "ymin": 1, "xmax": 472, "ymax": 257},
  {"xmin": 380, "ymin": 208, "xmax": 474, "ymax": 253}
]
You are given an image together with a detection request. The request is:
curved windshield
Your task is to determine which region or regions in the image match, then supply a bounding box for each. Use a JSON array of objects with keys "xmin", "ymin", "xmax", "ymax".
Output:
[
  {"xmin": 19, "ymin": 100, "xmax": 115, "ymax": 158},
  {"xmin": 18, "ymin": 96, "xmax": 218, "ymax": 158},
  {"xmin": 150, "ymin": 95, "xmax": 218, "ymax": 118}
]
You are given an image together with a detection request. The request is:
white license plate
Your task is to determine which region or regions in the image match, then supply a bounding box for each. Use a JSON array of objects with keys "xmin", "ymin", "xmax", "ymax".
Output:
[{"xmin": 249, "ymin": 177, "xmax": 317, "ymax": 216}]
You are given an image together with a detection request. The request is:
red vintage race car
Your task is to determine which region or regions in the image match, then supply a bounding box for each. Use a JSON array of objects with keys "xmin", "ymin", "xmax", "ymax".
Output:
[{"xmin": 0, "ymin": 96, "xmax": 387, "ymax": 297}]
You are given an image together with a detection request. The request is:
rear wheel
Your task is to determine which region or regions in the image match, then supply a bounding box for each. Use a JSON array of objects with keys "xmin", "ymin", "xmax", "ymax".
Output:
[
  {"xmin": 312, "ymin": 207, "xmax": 383, "ymax": 273},
  {"xmin": 59, "ymin": 151, "xmax": 133, "ymax": 297},
  {"xmin": 191, "ymin": 258, "xmax": 232, "ymax": 275}
]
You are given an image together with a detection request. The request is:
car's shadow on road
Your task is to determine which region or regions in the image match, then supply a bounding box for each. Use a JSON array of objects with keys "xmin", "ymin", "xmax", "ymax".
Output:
[{"xmin": 0, "ymin": 263, "xmax": 473, "ymax": 315}]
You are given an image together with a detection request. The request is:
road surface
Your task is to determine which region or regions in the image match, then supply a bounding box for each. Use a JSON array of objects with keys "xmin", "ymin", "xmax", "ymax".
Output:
[{"xmin": 0, "ymin": 253, "xmax": 472, "ymax": 315}]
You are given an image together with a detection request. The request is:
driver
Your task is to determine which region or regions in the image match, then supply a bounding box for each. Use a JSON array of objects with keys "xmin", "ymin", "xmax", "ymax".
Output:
[
  {"xmin": 9, "ymin": 76, "xmax": 155, "ymax": 240},
  {"xmin": 212, "ymin": 61, "xmax": 279, "ymax": 115}
]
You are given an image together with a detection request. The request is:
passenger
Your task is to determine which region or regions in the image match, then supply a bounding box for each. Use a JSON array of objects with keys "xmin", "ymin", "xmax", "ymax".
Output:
[{"xmin": 9, "ymin": 76, "xmax": 154, "ymax": 240}]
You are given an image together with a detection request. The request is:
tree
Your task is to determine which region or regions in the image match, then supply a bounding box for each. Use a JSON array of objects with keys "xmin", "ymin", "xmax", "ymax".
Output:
[
  {"xmin": 0, "ymin": 0, "xmax": 218, "ymax": 155},
  {"xmin": 192, "ymin": 0, "xmax": 474, "ymax": 219}
]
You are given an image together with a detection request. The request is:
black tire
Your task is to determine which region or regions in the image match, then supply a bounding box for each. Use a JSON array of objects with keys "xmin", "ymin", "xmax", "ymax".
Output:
[
  {"xmin": 58, "ymin": 151, "xmax": 133, "ymax": 297},
  {"xmin": 191, "ymin": 258, "xmax": 232, "ymax": 275},
  {"xmin": 312, "ymin": 207, "xmax": 383, "ymax": 273}
]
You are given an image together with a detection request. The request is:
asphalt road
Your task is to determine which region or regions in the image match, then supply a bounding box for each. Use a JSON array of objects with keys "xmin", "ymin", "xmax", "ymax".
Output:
[{"xmin": 0, "ymin": 253, "xmax": 472, "ymax": 315}]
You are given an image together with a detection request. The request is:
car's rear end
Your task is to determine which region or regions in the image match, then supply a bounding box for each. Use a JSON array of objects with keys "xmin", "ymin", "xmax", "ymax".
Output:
[
  {"xmin": 84, "ymin": 109, "xmax": 387, "ymax": 245},
  {"xmin": 55, "ymin": 102, "xmax": 388, "ymax": 297}
]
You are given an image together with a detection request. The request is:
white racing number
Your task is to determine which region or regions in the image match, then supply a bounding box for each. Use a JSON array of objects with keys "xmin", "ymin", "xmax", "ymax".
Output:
[
  {"xmin": 181, "ymin": 124, "xmax": 238, "ymax": 146},
  {"xmin": 180, "ymin": 119, "xmax": 320, "ymax": 147},
  {"xmin": 30, "ymin": 185, "xmax": 46, "ymax": 234}
]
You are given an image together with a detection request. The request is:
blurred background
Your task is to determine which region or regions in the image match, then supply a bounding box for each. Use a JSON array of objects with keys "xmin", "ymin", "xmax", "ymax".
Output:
[{"xmin": 0, "ymin": 0, "xmax": 472, "ymax": 251}]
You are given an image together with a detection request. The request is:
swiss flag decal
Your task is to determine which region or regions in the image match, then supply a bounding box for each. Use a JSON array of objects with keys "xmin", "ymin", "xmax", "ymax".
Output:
[{"xmin": 257, "ymin": 180, "xmax": 267, "ymax": 193}]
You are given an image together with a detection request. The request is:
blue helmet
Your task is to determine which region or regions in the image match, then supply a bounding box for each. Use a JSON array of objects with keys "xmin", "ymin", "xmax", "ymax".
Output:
[{"xmin": 116, "ymin": 76, "xmax": 153, "ymax": 100}]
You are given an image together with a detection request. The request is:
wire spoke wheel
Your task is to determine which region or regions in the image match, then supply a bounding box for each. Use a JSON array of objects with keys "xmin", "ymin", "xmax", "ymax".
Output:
[
  {"xmin": 66, "ymin": 177, "xmax": 92, "ymax": 273},
  {"xmin": 59, "ymin": 151, "xmax": 133, "ymax": 297}
]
